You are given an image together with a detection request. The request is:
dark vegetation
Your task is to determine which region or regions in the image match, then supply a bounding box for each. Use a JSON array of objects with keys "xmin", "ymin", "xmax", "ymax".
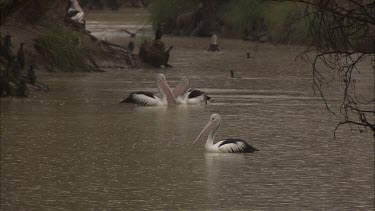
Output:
[
  {"xmin": 80, "ymin": 0, "xmax": 145, "ymax": 9},
  {"xmin": 33, "ymin": 26, "xmax": 94, "ymax": 72},
  {"xmin": 0, "ymin": 1, "xmax": 87, "ymax": 97},
  {"xmin": 294, "ymin": 0, "xmax": 375, "ymax": 135},
  {"xmin": 148, "ymin": 0, "xmax": 310, "ymax": 44},
  {"xmin": 0, "ymin": 0, "xmax": 136, "ymax": 97}
]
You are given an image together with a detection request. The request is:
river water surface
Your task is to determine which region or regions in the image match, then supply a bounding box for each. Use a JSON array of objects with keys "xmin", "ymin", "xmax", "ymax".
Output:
[{"xmin": 1, "ymin": 9, "xmax": 374, "ymax": 210}]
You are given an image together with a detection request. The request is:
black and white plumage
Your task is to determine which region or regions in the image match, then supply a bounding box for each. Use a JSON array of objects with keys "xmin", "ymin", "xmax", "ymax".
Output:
[
  {"xmin": 121, "ymin": 73, "xmax": 176, "ymax": 106},
  {"xmin": 121, "ymin": 91, "xmax": 156, "ymax": 106},
  {"xmin": 173, "ymin": 76, "xmax": 211, "ymax": 104},
  {"xmin": 193, "ymin": 113, "xmax": 258, "ymax": 153},
  {"xmin": 207, "ymin": 34, "xmax": 220, "ymax": 52}
]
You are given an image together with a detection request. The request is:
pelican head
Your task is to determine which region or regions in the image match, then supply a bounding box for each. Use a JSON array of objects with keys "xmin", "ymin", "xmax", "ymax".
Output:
[
  {"xmin": 193, "ymin": 113, "xmax": 222, "ymax": 144},
  {"xmin": 156, "ymin": 73, "xmax": 176, "ymax": 105},
  {"xmin": 173, "ymin": 76, "xmax": 190, "ymax": 98},
  {"xmin": 211, "ymin": 34, "xmax": 217, "ymax": 45}
]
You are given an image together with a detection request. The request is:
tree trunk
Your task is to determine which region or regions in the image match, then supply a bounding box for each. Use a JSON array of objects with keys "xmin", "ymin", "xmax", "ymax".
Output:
[{"xmin": 139, "ymin": 40, "xmax": 172, "ymax": 68}]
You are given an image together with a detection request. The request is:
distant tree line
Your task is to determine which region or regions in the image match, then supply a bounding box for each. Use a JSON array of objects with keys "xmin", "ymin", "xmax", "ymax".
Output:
[
  {"xmin": 148, "ymin": 0, "xmax": 311, "ymax": 43},
  {"xmin": 80, "ymin": 0, "xmax": 146, "ymax": 10}
]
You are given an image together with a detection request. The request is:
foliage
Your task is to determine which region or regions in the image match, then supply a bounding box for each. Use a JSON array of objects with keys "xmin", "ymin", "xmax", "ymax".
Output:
[
  {"xmin": 36, "ymin": 25, "xmax": 91, "ymax": 72},
  {"xmin": 0, "ymin": 0, "xmax": 67, "ymax": 25},
  {"xmin": 223, "ymin": 0, "xmax": 263, "ymax": 33},
  {"xmin": 148, "ymin": 0, "xmax": 311, "ymax": 44},
  {"xmin": 263, "ymin": 2, "xmax": 310, "ymax": 44},
  {"xmin": 148, "ymin": 0, "xmax": 201, "ymax": 27}
]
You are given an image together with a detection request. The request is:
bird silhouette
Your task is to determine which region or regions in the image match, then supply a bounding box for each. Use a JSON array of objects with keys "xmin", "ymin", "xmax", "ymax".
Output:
[{"xmin": 16, "ymin": 42, "xmax": 25, "ymax": 69}]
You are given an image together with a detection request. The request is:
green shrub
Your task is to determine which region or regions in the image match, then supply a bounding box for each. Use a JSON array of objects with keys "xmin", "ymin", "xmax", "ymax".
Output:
[
  {"xmin": 36, "ymin": 25, "xmax": 90, "ymax": 72},
  {"xmin": 224, "ymin": 0, "xmax": 263, "ymax": 33},
  {"xmin": 148, "ymin": 0, "xmax": 200, "ymax": 27},
  {"xmin": 263, "ymin": 2, "xmax": 310, "ymax": 44}
]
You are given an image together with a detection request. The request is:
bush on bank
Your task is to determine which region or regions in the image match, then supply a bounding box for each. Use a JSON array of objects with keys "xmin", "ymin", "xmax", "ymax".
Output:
[{"xmin": 35, "ymin": 25, "xmax": 91, "ymax": 72}]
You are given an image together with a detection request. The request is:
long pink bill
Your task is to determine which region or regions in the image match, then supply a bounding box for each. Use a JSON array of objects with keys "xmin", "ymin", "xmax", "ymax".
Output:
[
  {"xmin": 160, "ymin": 79, "xmax": 176, "ymax": 105},
  {"xmin": 173, "ymin": 77, "xmax": 190, "ymax": 98},
  {"xmin": 193, "ymin": 120, "xmax": 217, "ymax": 145}
]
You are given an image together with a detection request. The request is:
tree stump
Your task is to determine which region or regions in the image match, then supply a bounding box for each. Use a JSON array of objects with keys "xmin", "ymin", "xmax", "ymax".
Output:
[{"xmin": 139, "ymin": 40, "xmax": 172, "ymax": 68}]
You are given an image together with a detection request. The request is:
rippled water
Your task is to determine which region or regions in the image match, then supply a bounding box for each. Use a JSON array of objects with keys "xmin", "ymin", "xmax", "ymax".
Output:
[{"xmin": 1, "ymin": 9, "xmax": 374, "ymax": 210}]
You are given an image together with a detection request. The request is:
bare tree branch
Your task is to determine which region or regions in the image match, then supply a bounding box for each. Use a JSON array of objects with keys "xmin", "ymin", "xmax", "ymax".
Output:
[{"xmin": 289, "ymin": 0, "xmax": 375, "ymax": 136}]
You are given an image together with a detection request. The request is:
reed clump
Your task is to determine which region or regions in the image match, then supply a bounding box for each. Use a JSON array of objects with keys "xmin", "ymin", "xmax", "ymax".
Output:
[{"xmin": 35, "ymin": 25, "xmax": 91, "ymax": 72}]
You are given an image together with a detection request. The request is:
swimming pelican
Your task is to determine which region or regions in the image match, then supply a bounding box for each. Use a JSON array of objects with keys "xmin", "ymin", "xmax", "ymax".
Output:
[
  {"xmin": 173, "ymin": 76, "xmax": 211, "ymax": 104},
  {"xmin": 193, "ymin": 113, "xmax": 258, "ymax": 153},
  {"xmin": 121, "ymin": 73, "xmax": 176, "ymax": 106}
]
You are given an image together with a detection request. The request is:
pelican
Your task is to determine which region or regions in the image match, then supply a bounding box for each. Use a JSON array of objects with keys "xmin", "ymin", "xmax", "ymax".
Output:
[
  {"xmin": 207, "ymin": 34, "xmax": 220, "ymax": 52},
  {"xmin": 193, "ymin": 113, "xmax": 259, "ymax": 153},
  {"xmin": 121, "ymin": 73, "xmax": 176, "ymax": 106},
  {"xmin": 173, "ymin": 76, "xmax": 211, "ymax": 104}
]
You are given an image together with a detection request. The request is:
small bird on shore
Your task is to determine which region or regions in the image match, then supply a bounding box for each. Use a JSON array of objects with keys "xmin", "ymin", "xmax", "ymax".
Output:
[
  {"xmin": 16, "ymin": 42, "xmax": 25, "ymax": 69},
  {"xmin": 207, "ymin": 34, "xmax": 220, "ymax": 52},
  {"xmin": 127, "ymin": 41, "xmax": 135, "ymax": 53},
  {"xmin": 155, "ymin": 23, "xmax": 164, "ymax": 41},
  {"xmin": 27, "ymin": 65, "xmax": 37, "ymax": 85},
  {"xmin": 163, "ymin": 46, "xmax": 173, "ymax": 67},
  {"xmin": 230, "ymin": 70, "xmax": 241, "ymax": 78},
  {"xmin": 246, "ymin": 50, "xmax": 251, "ymax": 59}
]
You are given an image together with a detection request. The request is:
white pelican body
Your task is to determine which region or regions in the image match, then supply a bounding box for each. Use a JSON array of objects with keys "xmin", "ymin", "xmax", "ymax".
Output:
[
  {"xmin": 173, "ymin": 77, "xmax": 211, "ymax": 104},
  {"xmin": 193, "ymin": 114, "xmax": 258, "ymax": 153},
  {"xmin": 121, "ymin": 73, "xmax": 176, "ymax": 106}
]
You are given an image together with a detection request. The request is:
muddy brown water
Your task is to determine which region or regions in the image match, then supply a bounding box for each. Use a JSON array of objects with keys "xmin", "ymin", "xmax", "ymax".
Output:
[{"xmin": 1, "ymin": 9, "xmax": 374, "ymax": 210}]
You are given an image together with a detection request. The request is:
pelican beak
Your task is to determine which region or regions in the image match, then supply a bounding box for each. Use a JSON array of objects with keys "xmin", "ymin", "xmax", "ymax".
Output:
[
  {"xmin": 173, "ymin": 77, "xmax": 190, "ymax": 98},
  {"xmin": 160, "ymin": 78, "xmax": 176, "ymax": 105},
  {"xmin": 193, "ymin": 119, "xmax": 217, "ymax": 145}
]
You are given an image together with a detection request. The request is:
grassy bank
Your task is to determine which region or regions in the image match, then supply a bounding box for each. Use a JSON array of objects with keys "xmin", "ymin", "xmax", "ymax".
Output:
[{"xmin": 34, "ymin": 25, "xmax": 92, "ymax": 72}]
